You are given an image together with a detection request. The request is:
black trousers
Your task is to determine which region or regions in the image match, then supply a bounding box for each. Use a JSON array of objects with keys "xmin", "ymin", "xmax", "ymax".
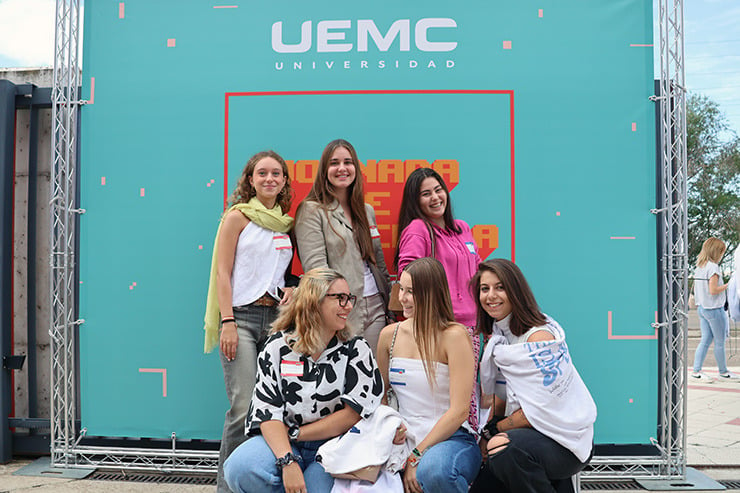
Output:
[{"xmin": 470, "ymin": 428, "xmax": 591, "ymax": 493}]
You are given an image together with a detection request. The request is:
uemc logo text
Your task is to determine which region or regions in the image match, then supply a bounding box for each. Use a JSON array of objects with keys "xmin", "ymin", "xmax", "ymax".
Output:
[{"xmin": 271, "ymin": 18, "xmax": 457, "ymax": 53}]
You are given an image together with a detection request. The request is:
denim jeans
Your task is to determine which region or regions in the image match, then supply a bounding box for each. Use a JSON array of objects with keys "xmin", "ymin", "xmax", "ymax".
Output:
[
  {"xmin": 470, "ymin": 428, "xmax": 591, "ymax": 493},
  {"xmin": 224, "ymin": 435, "xmax": 333, "ymax": 493},
  {"xmin": 217, "ymin": 304, "xmax": 278, "ymax": 492},
  {"xmin": 693, "ymin": 306, "xmax": 729, "ymax": 374},
  {"xmin": 415, "ymin": 429, "xmax": 482, "ymax": 493}
]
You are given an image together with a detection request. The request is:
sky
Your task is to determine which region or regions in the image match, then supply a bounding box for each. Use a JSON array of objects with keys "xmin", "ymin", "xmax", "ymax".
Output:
[{"xmin": 0, "ymin": 0, "xmax": 739, "ymax": 137}]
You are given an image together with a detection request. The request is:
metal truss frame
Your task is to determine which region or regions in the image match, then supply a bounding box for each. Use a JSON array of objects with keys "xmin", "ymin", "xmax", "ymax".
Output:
[{"xmin": 49, "ymin": 0, "xmax": 687, "ymax": 478}]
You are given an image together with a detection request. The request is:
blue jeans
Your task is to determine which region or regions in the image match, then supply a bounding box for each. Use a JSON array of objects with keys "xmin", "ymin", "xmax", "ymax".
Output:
[
  {"xmin": 224, "ymin": 435, "xmax": 333, "ymax": 493},
  {"xmin": 470, "ymin": 428, "xmax": 591, "ymax": 493},
  {"xmin": 415, "ymin": 429, "xmax": 482, "ymax": 493},
  {"xmin": 693, "ymin": 306, "xmax": 729, "ymax": 374},
  {"xmin": 217, "ymin": 304, "xmax": 278, "ymax": 492}
]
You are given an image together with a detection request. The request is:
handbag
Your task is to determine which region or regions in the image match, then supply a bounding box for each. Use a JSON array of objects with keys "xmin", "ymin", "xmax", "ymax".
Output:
[
  {"xmin": 388, "ymin": 221, "xmax": 437, "ymax": 313},
  {"xmin": 385, "ymin": 323, "xmax": 401, "ymax": 410}
]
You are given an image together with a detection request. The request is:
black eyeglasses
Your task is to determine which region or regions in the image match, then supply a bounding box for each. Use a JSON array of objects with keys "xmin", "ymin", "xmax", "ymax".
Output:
[{"xmin": 325, "ymin": 292, "xmax": 357, "ymax": 307}]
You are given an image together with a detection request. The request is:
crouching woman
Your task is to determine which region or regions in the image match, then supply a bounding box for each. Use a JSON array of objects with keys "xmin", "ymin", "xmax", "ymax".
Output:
[
  {"xmin": 470, "ymin": 259, "xmax": 596, "ymax": 493},
  {"xmin": 224, "ymin": 268, "xmax": 384, "ymax": 493}
]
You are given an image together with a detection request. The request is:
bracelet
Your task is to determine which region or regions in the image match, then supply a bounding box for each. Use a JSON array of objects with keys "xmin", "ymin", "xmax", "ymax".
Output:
[
  {"xmin": 275, "ymin": 452, "xmax": 300, "ymax": 469},
  {"xmin": 221, "ymin": 317, "xmax": 236, "ymax": 325},
  {"xmin": 482, "ymin": 415, "xmax": 505, "ymax": 440},
  {"xmin": 406, "ymin": 447, "xmax": 425, "ymax": 469}
]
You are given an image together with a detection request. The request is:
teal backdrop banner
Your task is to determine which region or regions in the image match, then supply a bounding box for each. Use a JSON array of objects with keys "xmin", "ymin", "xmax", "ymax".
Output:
[{"xmin": 80, "ymin": 0, "xmax": 657, "ymax": 443}]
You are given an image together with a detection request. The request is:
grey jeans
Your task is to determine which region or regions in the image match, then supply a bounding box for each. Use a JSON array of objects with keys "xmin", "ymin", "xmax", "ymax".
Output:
[{"xmin": 216, "ymin": 303, "xmax": 277, "ymax": 493}]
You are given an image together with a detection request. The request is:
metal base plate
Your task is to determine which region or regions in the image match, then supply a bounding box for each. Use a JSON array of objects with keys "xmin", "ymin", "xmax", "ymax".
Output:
[
  {"xmin": 12, "ymin": 456, "xmax": 95, "ymax": 479},
  {"xmin": 636, "ymin": 467, "xmax": 725, "ymax": 491}
]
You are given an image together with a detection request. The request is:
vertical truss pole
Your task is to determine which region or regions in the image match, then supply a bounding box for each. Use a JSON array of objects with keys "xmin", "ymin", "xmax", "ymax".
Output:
[
  {"xmin": 657, "ymin": 0, "xmax": 687, "ymax": 479},
  {"xmin": 50, "ymin": 0, "xmax": 82, "ymax": 467}
]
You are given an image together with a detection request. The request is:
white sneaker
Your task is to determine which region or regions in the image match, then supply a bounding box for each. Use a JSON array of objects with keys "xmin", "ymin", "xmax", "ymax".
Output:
[
  {"xmin": 718, "ymin": 371, "xmax": 740, "ymax": 381},
  {"xmin": 691, "ymin": 372, "xmax": 714, "ymax": 383}
]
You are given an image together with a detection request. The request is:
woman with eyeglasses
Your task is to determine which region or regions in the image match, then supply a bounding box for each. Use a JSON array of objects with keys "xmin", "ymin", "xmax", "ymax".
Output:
[
  {"xmin": 202, "ymin": 150, "xmax": 297, "ymax": 492},
  {"xmin": 295, "ymin": 139, "xmax": 392, "ymax": 355},
  {"xmin": 224, "ymin": 268, "xmax": 384, "ymax": 493},
  {"xmin": 377, "ymin": 257, "xmax": 481, "ymax": 493}
]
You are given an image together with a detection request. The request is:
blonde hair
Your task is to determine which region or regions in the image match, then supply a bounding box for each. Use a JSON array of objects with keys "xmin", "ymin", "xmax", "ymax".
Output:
[
  {"xmin": 403, "ymin": 257, "xmax": 456, "ymax": 385},
  {"xmin": 271, "ymin": 268, "xmax": 352, "ymax": 355},
  {"xmin": 697, "ymin": 237, "xmax": 726, "ymax": 267}
]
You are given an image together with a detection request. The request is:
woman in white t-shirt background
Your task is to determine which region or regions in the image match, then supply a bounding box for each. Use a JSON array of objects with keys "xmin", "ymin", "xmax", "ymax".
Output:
[{"xmin": 692, "ymin": 237, "xmax": 739, "ymax": 382}]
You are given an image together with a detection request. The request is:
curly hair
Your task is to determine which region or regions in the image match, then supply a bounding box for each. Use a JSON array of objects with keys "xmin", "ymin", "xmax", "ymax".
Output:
[
  {"xmin": 271, "ymin": 268, "xmax": 352, "ymax": 355},
  {"xmin": 228, "ymin": 150, "xmax": 293, "ymax": 213}
]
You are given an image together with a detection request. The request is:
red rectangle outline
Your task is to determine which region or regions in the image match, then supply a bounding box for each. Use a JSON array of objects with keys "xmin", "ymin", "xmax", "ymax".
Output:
[{"xmin": 224, "ymin": 89, "xmax": 516, "ymax": 260}]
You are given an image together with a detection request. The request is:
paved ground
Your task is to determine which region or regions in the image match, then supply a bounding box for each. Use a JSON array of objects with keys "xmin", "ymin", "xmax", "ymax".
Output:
[{"xmin": 1, "ymin": 308, "xmax": 739, "ymax": 492}]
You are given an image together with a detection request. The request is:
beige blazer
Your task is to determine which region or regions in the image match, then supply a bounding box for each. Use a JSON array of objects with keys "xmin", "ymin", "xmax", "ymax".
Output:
[{"xmin": 295, "ymin": 200, "xmax": 392, "ymax": 332}]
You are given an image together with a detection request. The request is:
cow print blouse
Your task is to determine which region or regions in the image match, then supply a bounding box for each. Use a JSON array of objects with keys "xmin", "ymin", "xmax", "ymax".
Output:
[{"xmin": 246, "ymin": 330, "xmax": 383, "ymax": 434}]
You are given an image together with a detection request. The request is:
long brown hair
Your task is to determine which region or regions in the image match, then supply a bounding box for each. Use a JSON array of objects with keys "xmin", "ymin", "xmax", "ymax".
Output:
[
  {"xmin": 271, "ymin": 268, "xmax": 352, "ymax": 355},
  {"xmin": 471, "ymin": 259, "xmax": 547, "ymax": 337},
  {"xmin": 228, "ymin": 150, "xmax": 293, "ymax": 213},
  {"xmin": 298, "ymin": 139, "xmax": 376, "ymax": 263},
  {"xmin": 403, "ymin": 257, "xmax": 456, "ymax": 384}
]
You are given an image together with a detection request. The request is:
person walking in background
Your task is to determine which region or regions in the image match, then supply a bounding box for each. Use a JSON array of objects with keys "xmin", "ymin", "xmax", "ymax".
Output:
[
  {"xmin": 377, "ymin": 257, "xmax": 481, "ymax": 493},
  {"xmin": 203, "ymin": 150, "xmax": 297, "ymax": 492},
  {"xmin": 295, "ymin": 139, "xmax": 392, "ymax": 354},
  {"xmin": 224, "ymin": 268, "xmax": 383, "ymax": 493},
  {"xmin": 692, "ymin": 237, "xmax": 739, "ymax": 382}
]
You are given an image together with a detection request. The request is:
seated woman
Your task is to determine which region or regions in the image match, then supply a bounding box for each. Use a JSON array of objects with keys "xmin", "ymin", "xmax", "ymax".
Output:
[
  {"xmin": 224, "ymin": 268, "xmax": 384, "ymax": 493},
  {"xmin": 377, "ymin": 257, "xmax": 481, "ymax": 493},
  {"xmin": 470, "ymin": 259, "xmax": 596, "ymax": 493}
]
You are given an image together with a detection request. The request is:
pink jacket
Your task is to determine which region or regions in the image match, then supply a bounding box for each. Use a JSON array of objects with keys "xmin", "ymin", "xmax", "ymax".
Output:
[{"xmin": 397, "ymin": 219, "xmax": 482, "ymax": 327}]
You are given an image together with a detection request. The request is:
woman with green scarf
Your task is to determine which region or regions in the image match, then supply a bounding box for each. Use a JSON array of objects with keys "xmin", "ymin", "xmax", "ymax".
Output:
[{"xmin": 203, "ymin": 150, "xmax": 298, "ymax": 493}]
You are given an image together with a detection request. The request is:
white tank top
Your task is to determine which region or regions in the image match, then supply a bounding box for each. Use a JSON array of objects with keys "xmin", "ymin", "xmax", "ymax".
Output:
[
  {"xmin": 389, "ymin": 357, "xmax": 474, "ymax": 445},
  {"xmin": 231, "ymin": 221, "xmax": 293, "ymax": 307}
]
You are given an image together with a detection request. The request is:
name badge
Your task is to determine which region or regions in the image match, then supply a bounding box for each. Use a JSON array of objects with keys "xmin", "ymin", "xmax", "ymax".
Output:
[
  {"xmin": 280, "ymin": 359, "xmax": 303, "ymax": 377},
  {"xmin": 465, "ymin": 241, "xmax": 477, "ymax": 254},
  {"xmin": 370, "ymin": 226, "xmax": 380, "ymax": 239},
  {"xmin": 273, "ymin": 234, "xmax": 292, "ymax": 250}
]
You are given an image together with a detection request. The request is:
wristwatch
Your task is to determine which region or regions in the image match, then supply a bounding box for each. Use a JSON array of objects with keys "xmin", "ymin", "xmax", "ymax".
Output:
[
  {"xmin": 275, "ymin": 452, "xmax": 300, "ymax": 469},
  {"xmin": 288, "ymin": 425, "xmax": 300, "ymax": 441}
]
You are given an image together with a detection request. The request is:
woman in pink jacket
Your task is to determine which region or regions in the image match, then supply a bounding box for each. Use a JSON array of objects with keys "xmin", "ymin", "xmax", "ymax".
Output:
[{"xmin": 395, "ymin": 167, "xmax": 482, "ymax": 328}]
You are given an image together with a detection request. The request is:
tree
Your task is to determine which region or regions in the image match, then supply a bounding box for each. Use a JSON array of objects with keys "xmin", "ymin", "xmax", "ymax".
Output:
[{"xmin": 686, "ymin": 93, "xmax": 740, "ymax": 268}]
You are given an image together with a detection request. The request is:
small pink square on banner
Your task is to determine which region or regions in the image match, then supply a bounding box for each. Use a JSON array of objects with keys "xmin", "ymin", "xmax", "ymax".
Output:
[
  {"xmin": 629, "ymin": 398, "xmax": 634, "ymax": 403},
  {"xmin": 133, "ymin": 282, "xmax": 137, "ymax": 286},
  {"xmin": 556, "ymin": 211, "xmax": 561, "ymax": 216},
  {"xmin": 631, "ymin": 122, "xmax": 637, "ymax": 132},
  {"xmin": 538, "ymin": 9, "xmax": 544, "ymax": 18},
  {"xmin": 101, "ymin": 176, "xmax": 106, "ymax": 186},
  {"xmin": 129, "ymin": 285, "xmax": 134, "ymax": 290},
  {"xmin": 140, "ymin": 188, "xmax": 145, "ymax": 197},
  {"xmin": 167, "ymin": 38, "xmax": 176, "ymax": 48},
  {"xmin": 198, "ymin": 245, "xmax": 203, "ymax": 250},
  {"xmin": 503, "ymin": 40, "xmax": 512, "ymax": 50},
  {"xmin": 119, "ymin": 3, "xmax": 125, "ymax": 18}
]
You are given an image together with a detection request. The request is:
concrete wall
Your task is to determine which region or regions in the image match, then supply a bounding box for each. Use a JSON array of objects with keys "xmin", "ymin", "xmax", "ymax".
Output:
[{"xmin": 1, "ymin": 68, "xmax": 53, "ymax": 421}]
